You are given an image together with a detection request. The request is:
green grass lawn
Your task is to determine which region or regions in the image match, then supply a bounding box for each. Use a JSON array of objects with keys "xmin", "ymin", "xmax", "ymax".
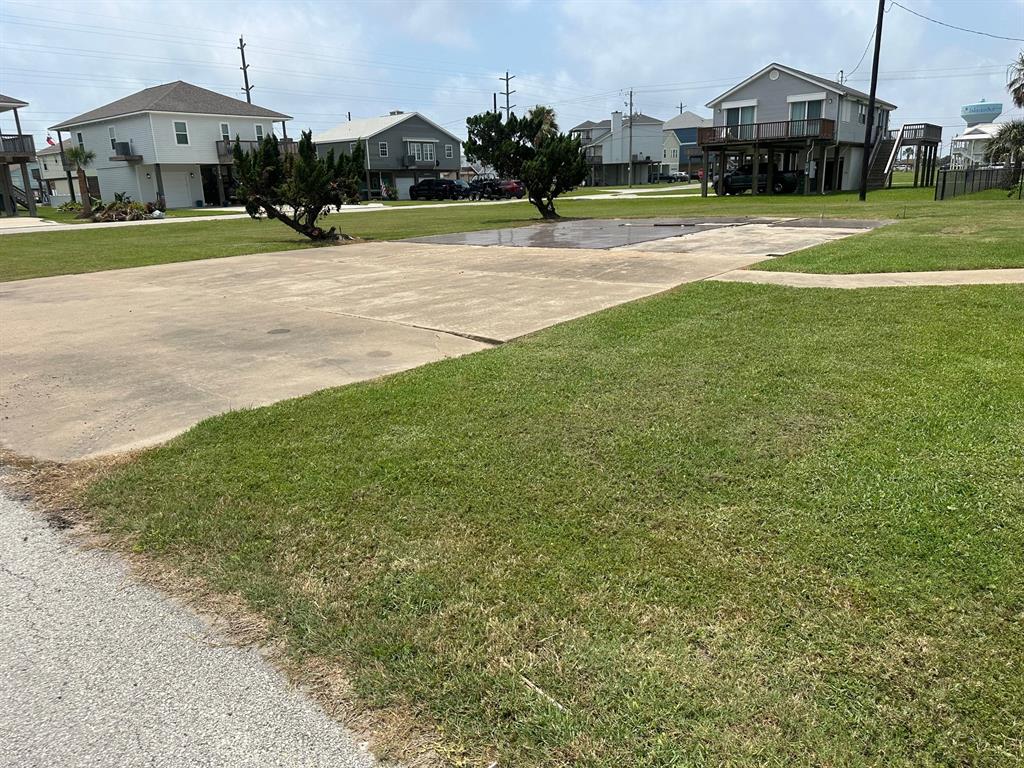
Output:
[
  {"xmin": 87, "ymin": 280, "xmax": 1024, "ymax": 766},
  {"xmin": 3, "ymin": 187, "xmax": 1019, "ymax": 282}
]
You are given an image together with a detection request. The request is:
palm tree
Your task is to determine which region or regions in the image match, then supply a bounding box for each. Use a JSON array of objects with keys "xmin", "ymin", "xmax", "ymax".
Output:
[
  {"xmin": 984, "ymin": 119, "xmax": 1024, "ymax": 188},
  {"xmin": 64, "ymin": 146, "xmax": 96, "ymax": 218},
  {"xmin": 527, "ymin": 105, "xmax": 558, "ymax": 146},
  {"xmin": 1008, "ymin": 51, "xmax": 1024, "ymax": 109}
]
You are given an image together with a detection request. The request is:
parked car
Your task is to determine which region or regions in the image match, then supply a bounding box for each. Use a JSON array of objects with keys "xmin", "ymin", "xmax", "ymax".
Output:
[
  {"xmin": 409, "ymin": 178, "xmax": 458, "ymax": 200},
  {"xmin": 452, "ymin": 179, "xmax": 473, "ymax": 199},
  {"xmin": 495, "ymin": 179, "xmax": 525, "ymax": 199},
  {"xmin": 468, "ymin": 178, "xmax": 500, "ymax": 200},
  {"xmin": 670, "ymin": 171, "xmax": 690, "ymax": 182},
  {"xmin": 715, "ymin": 165, "xmax": 802, "ymax": 195}
]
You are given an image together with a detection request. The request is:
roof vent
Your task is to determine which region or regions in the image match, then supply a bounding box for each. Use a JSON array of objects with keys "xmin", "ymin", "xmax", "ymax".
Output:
[{"xmin": 389, "ymin": 110, "xmax": 404, "ymax": 115}]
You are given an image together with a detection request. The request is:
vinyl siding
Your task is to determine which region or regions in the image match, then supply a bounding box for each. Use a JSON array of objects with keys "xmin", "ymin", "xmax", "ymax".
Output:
[
  {"xmin": 316, "ymin": 115, "xmax": 461, "ymax": 173},
  {"xmin": 150, "ymin": 113, "xmax": 278, "ymax": 164}
]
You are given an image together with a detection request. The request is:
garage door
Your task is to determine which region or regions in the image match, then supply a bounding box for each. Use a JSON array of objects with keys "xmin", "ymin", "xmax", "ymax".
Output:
[
  {"xmin": 162, "ymin": 171, "xmax": 194, "ymax": 209},
  {"xmin": 395, "ymin": 176, "xmax": 414, "ymax": 201}
]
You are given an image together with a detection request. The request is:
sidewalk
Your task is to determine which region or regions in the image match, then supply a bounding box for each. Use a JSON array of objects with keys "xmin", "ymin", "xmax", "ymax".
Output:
[
  {"xmin": 712, "ymin": 267, "xmax": 1024, "ymax": 288},
  {"xmin": 0, "ymin": 492, "xmax": 378, "ymax": 767}
]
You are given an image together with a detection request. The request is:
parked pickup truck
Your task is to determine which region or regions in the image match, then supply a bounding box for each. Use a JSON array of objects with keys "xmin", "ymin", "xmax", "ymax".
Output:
[{"xmin": 715, "ymin": 165, "xmax": 803, "ymax": 195}]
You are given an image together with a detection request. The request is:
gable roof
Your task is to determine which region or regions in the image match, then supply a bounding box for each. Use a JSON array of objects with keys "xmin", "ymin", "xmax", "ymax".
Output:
[
  {"xmin": 663, "ymin": 111, "xmax": 710, "ymax": 131},
  {"xmin": 0, "ymin": 93, "xmax": 29, "ymax": 112},
  {"xmin": 50, "ymin": 81, "xmax": 290, "ymax": 130},
  {"xmin": 312, "ymin": 111, "xmax": 462, "ymax": 144},
  {"xmin": 570, "ymin": 113, "xmax": 664, "ymax": 134},
  {"xmin": 706, "ymin": 63, "xmax": 897, "ymax": 111},
  {"xmin": 37, "ymin": 137, "xmax": 74, "ymax": 156},
  {"xmin": 957, "ymin": 122, "xmax": 1000, "ymax": 139}
]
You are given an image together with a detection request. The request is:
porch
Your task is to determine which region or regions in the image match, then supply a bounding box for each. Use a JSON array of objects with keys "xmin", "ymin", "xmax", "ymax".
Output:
[{"xmin": 697, "ymin": 119, "xmax": 840, "ymax": 197}]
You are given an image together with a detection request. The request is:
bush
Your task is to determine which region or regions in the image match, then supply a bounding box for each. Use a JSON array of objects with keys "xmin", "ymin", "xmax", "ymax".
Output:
[{"xmin": 57, "ymin": 201, "xmax": 83, "ymax": 213}]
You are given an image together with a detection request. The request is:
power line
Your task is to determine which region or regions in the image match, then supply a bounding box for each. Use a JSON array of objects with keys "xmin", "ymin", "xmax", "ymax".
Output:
[{"xmin": 889, "ymin": 1, "xmax": 1024, "ymax": 42}]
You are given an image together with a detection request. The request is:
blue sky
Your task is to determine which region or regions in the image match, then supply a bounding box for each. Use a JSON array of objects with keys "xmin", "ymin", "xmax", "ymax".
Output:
[{"xmin": 1, "ymin": 0, "xmax": 1021, "ymax": 147}]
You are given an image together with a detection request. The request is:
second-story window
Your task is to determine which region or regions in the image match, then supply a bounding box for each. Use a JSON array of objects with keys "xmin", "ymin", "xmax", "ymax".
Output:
[
  {"xmin": 220, "ymin": 123, "xmax": 231, "ymax": 142},
  {"xmin": 76, "ymin": 132, "xmax": 85, "ymax": 150},
  {"xmin": 378, "ymin": 141, "xmax": 388, "ymax": 157},
  {"xmin": 108, "ymin": 126, "xmax": 117, "ymax": 151},
  {"xmin": 858, "ymin": 104, "xmax": 867, "ymax": 124},
  {"xmin": 444, "ymin": 144, "xmax": 453, "ymax": 159},
  {"xmin": 423, "ymin": 142, "xmax": 435, "ymax": 162},
  {"xmin": 410, "ymin": 142, "xmax": 422, "ymax": 161},
  {"xmin": 173, "ymin": 121, "xmax": 189, "ymax": 145},
  {"xmin": 255, "ymin": 124, "xmax": 265, "ymax": 142}
]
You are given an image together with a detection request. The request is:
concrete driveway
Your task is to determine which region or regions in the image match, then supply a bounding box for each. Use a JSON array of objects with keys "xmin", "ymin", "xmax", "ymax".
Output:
[{"xmin": 0, "ymin": 218, "xmax": 880, "ymax": 461}]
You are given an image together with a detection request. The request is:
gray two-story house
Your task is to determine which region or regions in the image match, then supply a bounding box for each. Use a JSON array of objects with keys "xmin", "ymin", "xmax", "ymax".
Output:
[
  {"xmin": 313, "ymin": 111, "xmax": 462, "ymax": 200},
  {"xmin": 699, "ymin": 63, "xmax": 899, "ymax": 195}
]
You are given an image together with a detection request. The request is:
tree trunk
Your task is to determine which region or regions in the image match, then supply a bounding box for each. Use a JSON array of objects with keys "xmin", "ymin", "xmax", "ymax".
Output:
[
  {"xmin": 77, "ymin": 168, "xmax": 92, "ymax": 218},
  {"xmin": 259, "ymin": 200, "xmax": 344, "ymax": 242},
  {"xmin": 529, "ymin": 194, "xmax": 559, "ymax": 220}
]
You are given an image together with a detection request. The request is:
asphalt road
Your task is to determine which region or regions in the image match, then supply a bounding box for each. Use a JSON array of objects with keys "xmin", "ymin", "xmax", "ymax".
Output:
[{"xmin": 0, "ymin": 492, "xmax": 378, "ymax": 768}]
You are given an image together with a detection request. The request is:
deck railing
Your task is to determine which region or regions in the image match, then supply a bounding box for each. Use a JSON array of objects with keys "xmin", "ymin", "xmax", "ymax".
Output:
[
  {"xmin": 899, "ymin": 123, "xmax": 942, "ymax": 143},
  {"xmin": 0, "ymin": 133, "xmax": 35, "ymax": 156},
  {"xmin": 698, "ymin": 119, "xmax": 835, "ymax": 145},
  {"xmin": 216, "ymin": 138, "xmax": 296, "ymax": 162}
]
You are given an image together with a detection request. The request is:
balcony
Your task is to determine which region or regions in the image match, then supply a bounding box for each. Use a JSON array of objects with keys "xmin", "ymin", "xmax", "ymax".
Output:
[
  {"xmin": 893, "ymin": 123, "xmax": 942, "ymax": 145},
  {"xmin": 1, "ymin": 133, "xmax": 35, "ymax": 161},
  {"xmin": 585, "ymin": 150, "xmax": 603, "ymax": 165},
  {"xmin": 401, "ymin": 154, "xmax": 438, "ymax": 169},
  {"xmin": 216, "ymin": 138, "xmax": 296, "ymax": 163},
  {"xmin": 698, "ymin": 118, "xmax": 835, "ymax": 146},
  {"xmin": 109, "ymin": 141, "xmax": 142, "ymax": 162}
]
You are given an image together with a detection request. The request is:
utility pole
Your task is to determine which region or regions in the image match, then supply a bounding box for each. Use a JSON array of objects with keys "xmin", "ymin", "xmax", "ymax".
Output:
[
  {"xmin": 238, "ymin": 36, "xmax": 253, "ymax": 104},
  {"xmin": 858, "ymin": 0, "xmax": 885, "ymax": 201},
  {"xmin": 347, "ymin": 111, "xmax": 351, "ymax": 121},
  {"xmin": 627, "ymin": 89, "xmax": 634, "ymax": 188},
  {"xmin": 678, "ymin": 101, "xmax": 685, "ymax": 115},
  {"xmin": 838, "ymin": 69, "xmax": 844, "ymax": 85},
  {"xmin": 493, "ymin": 93, "xmax": 498, "ymax": 115},
  {"xmin": 500, "ymin": 71, "xmax": 516, "ymax": 118}
]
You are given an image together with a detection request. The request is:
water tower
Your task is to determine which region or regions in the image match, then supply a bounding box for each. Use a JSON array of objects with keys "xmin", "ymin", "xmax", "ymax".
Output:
[{"xmin": 960, "ymin": 99, "xmax": 1002, "ymax": 127}]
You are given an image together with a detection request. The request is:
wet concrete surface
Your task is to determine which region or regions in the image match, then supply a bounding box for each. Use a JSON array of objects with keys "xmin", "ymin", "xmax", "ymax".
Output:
[
  {"xmin": 406, "ymin": 217, "xmax": 785, "ymax": 249},
  {"xmin": 408, "ymin": 217, "xmax": 887, "ymax": 249}
]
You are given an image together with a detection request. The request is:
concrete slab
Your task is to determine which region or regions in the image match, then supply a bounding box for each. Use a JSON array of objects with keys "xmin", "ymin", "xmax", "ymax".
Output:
[
  {"xmin": 407, "ymin": 217, "xmax": 781, "ymax": 249},
  {"xmin": 1, "ymin": 220, "xmax": 875, "ymax": 462}
]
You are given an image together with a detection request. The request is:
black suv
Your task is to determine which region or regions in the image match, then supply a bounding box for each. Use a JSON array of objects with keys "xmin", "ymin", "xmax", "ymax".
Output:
[{"xmin": 409, "ymin": 178, "xmax": 458, "ymax": 200}]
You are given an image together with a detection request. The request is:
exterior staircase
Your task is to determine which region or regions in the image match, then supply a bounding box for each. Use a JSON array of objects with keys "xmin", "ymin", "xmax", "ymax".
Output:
[{"xmin": 865, "ymin": 133, "xmax": 897, "ymax": 191}]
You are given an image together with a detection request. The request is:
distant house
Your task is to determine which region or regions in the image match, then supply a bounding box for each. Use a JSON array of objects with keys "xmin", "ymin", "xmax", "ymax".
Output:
[
  {"xmin": 312, "ymin": 111, "xmax": 462, "ymax": 200},
  {"xmin": 661, "ymin": 111, "xmax": 710, "ymax": 176},
  {"xmin": 949, "ymin": 123, "xmax": 1000, "ymax": 168},
  {"xmin": 700, "ymin": 63, "xmax": 913, "ymax": 194},
  {"xmin": 570, "ymin": 112, "xmax": 664, "ymax": 186},
  {"xmin": 50, "ymin": 81, "xmax": 292, "ymax": 208},
  {"xmin": 1, "ymin": 93, "xmax": 37, "ymax": 216},
  {"xmin": 37, "ymin": 138, "xmax": 98, "ymax": 205}
]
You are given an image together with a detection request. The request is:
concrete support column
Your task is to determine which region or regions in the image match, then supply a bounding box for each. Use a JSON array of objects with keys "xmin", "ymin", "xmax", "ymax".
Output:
[
  {"xmin": 804, "ymin": 143, "xmax": 814, "ymax": 195},
  {"xmin": 0, "ymin": 165, "xmax": 17, "ymax": 216},
  {"xmin": 18, "ymin": 162, "xmax": 37, "ymax": 215},
  {"xmin": 832, "ymin": 146, "xmax": 843, "ymax": 191},
  {"xmin": 766, "ymin": 151, "xmax": 775, "ymax": 196},
  {"xmin": 154, "ymin": 163, "xmax": 166, "ymax": 207},
  {"xmin": 216, "ymin": 166, "xmax": 226, "ymax": 206},
  {"xmin": 914, "ymin": 144, "xmax": 923, "ymax": 187},
  {"xmin": 751, "ymin": 146, "xmax": 760, "ymax": 196},
  {"xmin": 718, "ymin": 150, "xmax": 726, "ymax": 195},
  {"xmin": 817, "ymin": 143, "xmax": 828, "ymax": 194},
  {"xmin": 700, "ymin": 149, "xmax": 709, "ymax": 197}
]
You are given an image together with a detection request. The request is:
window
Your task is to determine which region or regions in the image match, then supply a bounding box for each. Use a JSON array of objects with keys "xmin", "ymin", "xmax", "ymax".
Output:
[
  {"xmin": 220, "ymin": 123, "xmax": 231, "ymax": 141},
  {"xmin": 173, "ymin": 121, "xmax": 189, "ymax": 145},
  {"xmin": 76, "ymin": 132, "xmax": 85, "ymax": 150},
  {"xmin": 349, "ymin": 142, "xmax": 357, "ymax": 153},
  {"xmin": 255, "ymin": 124, "xmax": 264, "ymax": 141},
  {"xmin": 725, "ymin": 105, "xmax": 756, "ymax": 140},
  {"xmin": 444, "ymin": 143, "xmax": 453, "ymax": 159},
  {"xmin": 108, "ymin": 126, "xmax": 117, "ymax": 151},
  {"xmin": 841, "ymin": 100, "xmax": 852, "ymax": 122},
  {"xmin": 42, "ymin": 160, "xmax": 48, "ymax": 170},
  {"xmin": 410, "ymin": 142, "xmax": 422, "ymax": 161},
  {"xmin": 423, "ymin": 142, "xmax": 435, "ymax": 162},
  {"xmin": 858, "ymin": 104, "xmax": 867, "ymax": 124},
  {"xmin": 671, "ymin": 149, "xmax": 678, "ymax": 159},
  {"xmin": 378, "ymin": 141, "xmax": 389, "ymax": 157},
  {"xmin": 789, "ymin": 100, "xmax": 823, "ymax": 136},
  {"xmin": 663, "ymin": 149, "xmax": 667, "ymax": 159}
]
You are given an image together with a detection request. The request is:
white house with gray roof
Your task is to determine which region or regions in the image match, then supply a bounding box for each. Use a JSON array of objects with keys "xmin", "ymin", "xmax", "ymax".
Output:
[
  {"xmin": 313, "ymin": 111, "xmax": 462, "ymax": 200},
  {"xmin": 569, "ymin": 111, "xmax": 664, "ymax": 186},
  {"xmin": 50, "ymin": 81, "xmax": 291, "ymax": 208}
]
